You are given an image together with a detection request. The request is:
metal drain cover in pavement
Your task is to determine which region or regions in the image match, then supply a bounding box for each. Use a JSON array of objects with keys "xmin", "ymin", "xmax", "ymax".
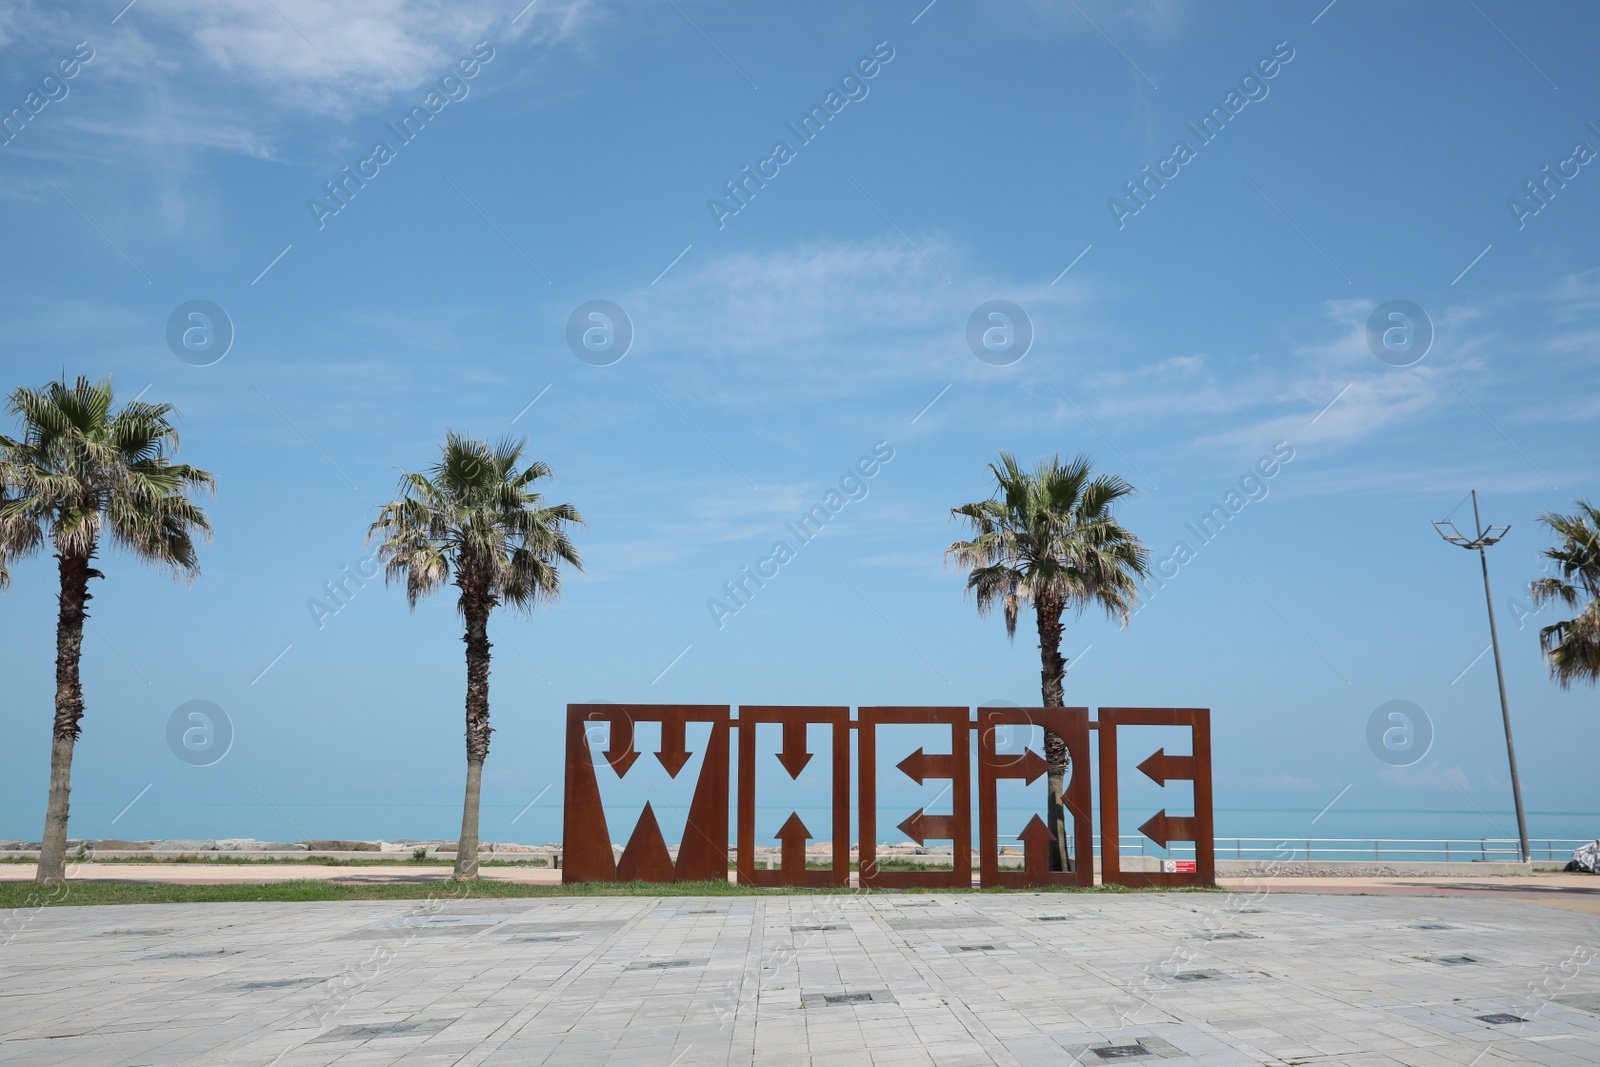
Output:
[
  {"xmin": 239, "ymin": 978, "xmax": 323, "ymax": 990},
  {"xmin": 792, "ymin": 924, "xmax": 846, "ymax": 932},
  {"xmin": 1171, "ymin": 971, "xmax": 1215, "ymax": 981},
  {"xmin": 508, "ymin": 920, "xmax": 628, "ymax": 934},
  {"xmin": 100, "ymin": 929, "xmax": 175, "ymax": 937},
  {"xmin": 1477, "ymin": 1013, "xmax": 1526, "ymax": 1024},
  {"xmin": 1435, "ymin": 955, "xmax": 1478, "ymax": 965},
  {"xmin": 1063, "ymin": 1035, "xmax": 1183, "ymax": 1061},
  {"xmin": 513, "ymin": 934, "xmax": 577, "ymax": 943},
  {"xmin": 1197, "ymin": 931, "xmax": 1256, "ymax": 940},
  {"xmin": 1414, "ymin": 923, "xmax": 1454, "ymax": 930},
  {"xmin": 380, "ymin": 914, "xmax": 510, "ymax": 929},
  {"xmin": 802, "ymin": 989, "xmax": 894, "ymax": 1008},
  {"xmin": 313, "ymin": 1018, "xmax": 456, "ymax": 1042},
  {"xmin": 1035, "ymin": 915, "xmax": 1073, "ymax": 922},
  {"xmin": 952, "ymin": 944, "xmax": 998, "ymax": 952},
  {"xmin": 626, "ymin": 958, "xmax": 708, "ymax": 970}
]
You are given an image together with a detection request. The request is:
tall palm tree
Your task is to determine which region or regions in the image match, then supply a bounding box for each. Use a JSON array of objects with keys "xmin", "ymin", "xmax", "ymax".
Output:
[
  {"xmin": 369, "ymin": 433, "xmax": 582, "ymax": 879},
  {"xmin": 947, "ymin": 452, "xmax": 1148, "ymax": 872},
  {"xmin": 0, "ymin": 377, "xmax": 213, "ymax": 885},
  {"xmin": 1529, "ymin": 499, "xmax": 1600, "ymax": 688}
]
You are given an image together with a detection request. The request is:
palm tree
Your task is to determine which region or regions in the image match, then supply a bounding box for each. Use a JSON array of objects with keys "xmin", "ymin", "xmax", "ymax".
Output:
[
  {"xmin": 947, "ymin": 452, "xmax": 1148, "ymax": 872},
  {"xmin": 0, "ymin": 377, "xmax": 213, "ymax": 885},
  {"xmin": 1529, "ymin": 499, "xmax": 1600, "ymax": 688},
  {"xmin": 369, "ymin": 433, "xmax": 582, "ymax": 879}
]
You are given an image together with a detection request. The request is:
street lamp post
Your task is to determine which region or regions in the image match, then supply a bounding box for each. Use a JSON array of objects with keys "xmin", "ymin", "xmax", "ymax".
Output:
[{"xmin": 1433, "ymin": 490, "xmax": 1530, "ymax": 863}]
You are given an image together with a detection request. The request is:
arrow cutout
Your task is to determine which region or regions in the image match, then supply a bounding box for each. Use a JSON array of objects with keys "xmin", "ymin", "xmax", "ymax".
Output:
[
  {"xmin": 897, "ymin": 747, "xmax": 956, "ymax": 785},
  {"xmin": 1018, "ymin": 814, "xmax": 1055, "ymax": 879},
  {"xmin": 775, "ymin": 812, "xmax": 812, "ymax": 878},
  {"xmin": 1137, "ymin": 748, "xmax": 1196, "ymax": 787},
  {"xmin": 603, "ymin": 716, "xmax": 639, "ymax": 777},
  {"xmin": 657, "ymin": 716, "xmax": 693, "ymax": 778},
  {"xmin": 776, "ymin": 719, "xmax": 812, "ymax": 779},
  {"xmin": 995, "ymin": 748, "xmax": 1050, "ymax": 785},
  {"xmin": 1138, "ymin": 809, "xmax": 1197, "ymax": 849},
  {"xmin": 896, "ymin": 808, "xmax": 959, "ymax": 846}
]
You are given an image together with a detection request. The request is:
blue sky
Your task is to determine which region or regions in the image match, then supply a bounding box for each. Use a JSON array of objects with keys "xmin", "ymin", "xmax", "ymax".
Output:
[{"xmin": 0, "ymin": 0, "xmax": 1596, "ymax": 852}]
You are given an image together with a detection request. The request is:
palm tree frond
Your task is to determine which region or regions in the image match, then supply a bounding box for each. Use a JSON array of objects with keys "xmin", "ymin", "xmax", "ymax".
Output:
[
  {"xmin": 1, "ymin": 376, "xmax": 212, "ymax": 582},
  {"xmin": 1532, "ymin": 500, "xmax": 1600, "ymax": 687},
  {"xmin": 369, "ymin": 435, "xmax": 584, "ymax": 618}
]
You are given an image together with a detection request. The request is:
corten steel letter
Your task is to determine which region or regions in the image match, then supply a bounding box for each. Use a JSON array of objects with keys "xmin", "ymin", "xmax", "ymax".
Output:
[
  {"xmin": 1097, "ymin": 707, "xmax": 1214, "ymax": 888},
  {"xmin": 857, "ymin": 707, "xmax": 972, "ymax": 889},
  {"xmin": 561, "ymin": 704, "xmax": 730, "ymax": 883},
  {"xmin": 976, "ymin": 707, "xmax": 1094, "ymax": 888},
  {"xmin": 736, "ymin": 706, "xmax": 850, "ymax": 888}
]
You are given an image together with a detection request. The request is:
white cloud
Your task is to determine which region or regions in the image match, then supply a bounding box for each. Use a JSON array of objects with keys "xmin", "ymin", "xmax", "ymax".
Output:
[
  {"xmin": 1379, "ymin": 760, "xmax": 1472, "ymax": 791},
  {"xmin": 181, "ymin": 2, "xmax": 496, "ymax": 112},
  {"xmin": 0, "ymin": 0, "xmax": 34, "ymax": 50},
  {"xmin": 1547, "ymin": 268, "xmax": 1600, "ymax": 318},
  {"xmin": 0, "ymin": 0, "xmax": 592, "ymax": 171},
  {"xmin": 1184, "ymin": 297, "xmax": 1504, "ymax": 458},
  {"xmin": 140, "ymin": 0, "xmax": 586, "ymax": 117},
  {"xmin": 619, "ymin": 236, "xmax": 1091, "ymax": 411},
  {"xmin": 578, "ymin": 451, "xmax": 929, "ymax": 578}
]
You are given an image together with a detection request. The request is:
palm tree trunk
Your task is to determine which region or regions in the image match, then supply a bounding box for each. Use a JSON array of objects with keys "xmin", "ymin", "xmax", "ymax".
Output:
[
  {"xmin": 1035, "ymin": 595, "xmax": 1071, "ymax": 873},
  {"xmin": 456, "ymin": 759, "xmax": 484, "ymax": 880},
  {"xmin": 454, "ymin": 587, "xmax": 493, "ymax": 880},
  {"xmin": 37, "ymin": 550, "xmax": 95, "ymax": 886}
]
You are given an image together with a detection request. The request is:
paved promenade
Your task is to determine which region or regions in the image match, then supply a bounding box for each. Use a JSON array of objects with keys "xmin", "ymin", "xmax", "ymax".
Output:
[{"xmin": 4, "ymin": 885, "xmax": 1599, "ymax": 1066}]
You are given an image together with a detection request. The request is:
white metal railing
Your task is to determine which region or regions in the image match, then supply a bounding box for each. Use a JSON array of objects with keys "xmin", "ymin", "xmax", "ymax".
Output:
[{"xmin": 1011, "ymin": 836, "xmax": 1589, "ymax": 862}]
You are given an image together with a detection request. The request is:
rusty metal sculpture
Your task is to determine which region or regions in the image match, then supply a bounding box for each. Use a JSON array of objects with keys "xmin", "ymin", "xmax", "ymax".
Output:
[
  {"xmin": 561, "ymin": 704, "xmax": 730, "ymax": 883},
  {"xmin": 976, "ymin": 706, "xmax": 1096, "ymax": 889},
  {"xmin": 857, "ymin": 707, "xmax": 973, "ymax": 889},
  {"xmin": 562, "ymin": 703, "xmax": 1214, "ymax": 889},
  {"xmin": 736, "ymin": 706, "xmax": 850, "ymax": 887},
  {"xmin": 1097, "ymin": 707, "xmax": 1214, "ymax": 887}
]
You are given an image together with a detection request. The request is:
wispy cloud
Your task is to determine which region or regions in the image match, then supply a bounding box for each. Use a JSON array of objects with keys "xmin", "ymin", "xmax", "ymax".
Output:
[
  {"xmin": 618, "ymin": 237, "xmax": 1090, "ymax": 407},
  {"xmin": 142, "ymin": 0, "xmax": 586, "ymax": 117},
  {"xmin": 1379, "ymin": 760, "xmax": 1472, "ymax": 791},
  {"xmin": 2, "ymin": 0, "xmax": 591, "ymax": 170}
]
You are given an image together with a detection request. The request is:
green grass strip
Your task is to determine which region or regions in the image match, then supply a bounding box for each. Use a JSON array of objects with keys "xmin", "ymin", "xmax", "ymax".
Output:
[{"xmin": 0, "ymin": 878, "xmax": 1205, "ymax": 908}]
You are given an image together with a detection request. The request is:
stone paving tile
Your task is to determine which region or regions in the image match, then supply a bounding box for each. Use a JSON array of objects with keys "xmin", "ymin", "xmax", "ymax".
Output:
[{"xmin": 3, "ymin": 891, "xmax": 1600, "ymax": 1064}]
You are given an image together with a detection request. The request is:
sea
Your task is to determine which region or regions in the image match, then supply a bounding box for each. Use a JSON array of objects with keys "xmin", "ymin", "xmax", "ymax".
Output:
[{"xmin": 7, "ymin": 802, "xmax": 1592, "ymax": 863}]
